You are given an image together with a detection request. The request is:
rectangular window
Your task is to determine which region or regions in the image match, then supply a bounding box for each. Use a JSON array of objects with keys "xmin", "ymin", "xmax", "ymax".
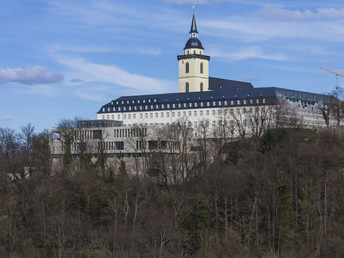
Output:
[
  {"xmin": 178, "ymin": 112, "xmax": 181, "ymax": 117},
  {"xmin": 115, "ymin": 141, "xmax": 124, "ymax": 150},
  {"xmin": 93, "ymin": 130, "xmax": 102, "ymax": 139},
  {"xmin": 150, "ymin": 113, "xmax": 153, "ymax": 118},
  {"xmin": 172, "ymin": 112, "xmax": 175, "ymax": 117},
  {"xmin": 189, "ymin": 111, "xmax": 192, "ymax": 116},
  {"xmin": 212, "ymin": 110, "xmax": 215, "ymax": 116},
  {"xmin": 133, "ymin": 114, "xmax": 136, "ymax": 119},
  {"xmin": 194, "ymin": 111, "xmax": 197, "ymax": 116},
  {"xmin": 167, "ymin": 112, "xmax": 170, "ymax": 117},
  {"xmin": 200, "ymin": 111, "xmax": 203, "ymax": 116},
  {"xmin": 206, "ymin": 110, "xmax": 209, "ymax": 116},
  {"xmin": 155, "ymin": 113, "xmax": 158, "ymax": 118},
  {"xmin": 183, "ymin": 111, "xmax": 186, "ymax": 116},
  {"xmin": 128, "ymin": 114, "xmax": 131, "ymax": 119},
  {"xmin": 123, "ymin": 114, "xmax": 127, "ymax": 119}
]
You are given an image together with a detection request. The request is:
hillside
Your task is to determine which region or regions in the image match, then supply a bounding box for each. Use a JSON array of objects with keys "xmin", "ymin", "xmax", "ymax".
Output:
[{"xmin": 1, "ymin": 127, "xmax": 344, "ymax": 257}]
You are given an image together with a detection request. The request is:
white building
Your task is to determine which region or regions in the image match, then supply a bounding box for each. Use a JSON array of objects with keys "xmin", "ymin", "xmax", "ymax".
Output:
[{"xmin": 51, "ymin": 12, "xmax": 331, "ymax": 170}]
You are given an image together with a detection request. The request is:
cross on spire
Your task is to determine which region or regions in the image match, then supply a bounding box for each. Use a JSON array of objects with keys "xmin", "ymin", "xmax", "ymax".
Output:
[{"xmin": 189, "ymin": 7, "xmax": 198, "ymax": 37}]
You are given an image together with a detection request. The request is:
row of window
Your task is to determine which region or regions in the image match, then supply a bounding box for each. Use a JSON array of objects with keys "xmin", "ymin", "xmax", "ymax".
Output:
[
  {"xmin": 185, "ymin": 82, "xmax": 203, "ymax": 92},
  {"xmin": 103, "ymin": 98, "xmax": 267, "ymax": 112},
  {"xmin": 103, "ymin": 106, "xmax": 269, "ymax": 121},
  {"xmin": 114, "ymin": 128, "xmax": 147, "ymax": 138},
  {"xmin": 186, "ymin": 50, "xmax": 202, "ymax": 55},
  {"xmin": 111, "ymin": 98, "xmax": 157, "ymax": 105},
  {"xmin": 185, "ymin": 62, "xmax": 203, "ymax": 74},
  {"xmin": 98, "ymin": 141, "xmax": 124, "ymax": 151}
]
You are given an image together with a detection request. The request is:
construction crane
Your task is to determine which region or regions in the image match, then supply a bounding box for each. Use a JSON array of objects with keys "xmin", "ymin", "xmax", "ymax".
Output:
[{"xmin": 319, "ymin": 66, "xmax": 344, "ymax": 89}]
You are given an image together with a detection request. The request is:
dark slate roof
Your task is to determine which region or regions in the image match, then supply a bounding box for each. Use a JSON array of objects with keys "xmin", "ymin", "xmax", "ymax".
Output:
[
  {"xmin": 209, "ymin": 77, "xmax": 253, "ymax": 91},
  {"xmin": 98, "ymin": 86, "xmax": 329, "ymax": 114},
  {"xmin": 184, "ymin": 38, "xmax": 204, "ymax": 50},
  {"xmin": 98, "ymin": 87, "xmax": 279, "ymax": 114},
  {"xmin": 189, "ymin": 14, "xmax": 198, "ymax": 34}
]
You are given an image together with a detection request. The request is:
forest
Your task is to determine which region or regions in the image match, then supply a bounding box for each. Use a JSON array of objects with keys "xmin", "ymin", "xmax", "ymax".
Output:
[{"xmin": 1, "ymin": 124, "xmax": 344, "ymax": 257}]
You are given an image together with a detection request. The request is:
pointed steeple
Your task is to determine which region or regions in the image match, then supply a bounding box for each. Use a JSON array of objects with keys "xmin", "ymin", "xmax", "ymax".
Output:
[{"xmin": 189, "ymin": 13, "xmax": 198, "ymax": 36}]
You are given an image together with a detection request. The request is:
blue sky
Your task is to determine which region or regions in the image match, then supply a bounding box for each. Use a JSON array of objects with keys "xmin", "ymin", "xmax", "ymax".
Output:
[{"xmin": 1, "ymin": 0, "xmax": 344, "ymax": 132}]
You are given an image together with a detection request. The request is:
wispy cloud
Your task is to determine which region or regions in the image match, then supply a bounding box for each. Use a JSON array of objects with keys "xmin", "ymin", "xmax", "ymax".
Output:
[
  {"xmin": 258, "ymin": 4, "xmax": 344, "ymax": 20},
  {"xmin": 0, "ymin": 66, "xmax": 64, "ymax": 85},
  {"xmin": 70, "ymin": 78, "xmax": 83, "ymax": 83},
  {"xmin": 0, "ymin": 115, "xmax": 13, "ymax": 121},
  {"xmin": 162, "ymin": 0, "xmax": 243, "ymax": 3},
  {"xmin": 244, "ymin": 76, "xmax": 260, "ymax": 82},
  {"xmin": 49, "ymin": 44, "xmax": 162, "ymax": 56},
  {"xmin": 56, "ymin": 56, "xmax": 175, "ymax": 94},
  {"xmin": 209, "ymin": 46, "xmax": 286, "ymax": 61}
]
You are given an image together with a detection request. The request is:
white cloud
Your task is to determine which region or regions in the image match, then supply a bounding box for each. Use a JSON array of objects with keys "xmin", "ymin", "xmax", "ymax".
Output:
[
  {"xmin": 56, "ymin": 56, "xmax": 175, "ymax": 94},
  {"xmin": 209, "ymin": 46, "xmax": 286, "ymax": 61},
  {"xmin": 162, "ymin": 0, "xmax": 243, "ymax": 3},
  {"xmin": 258, "ymin": 4, "xmax": 344, "ymax": 20},
  {"xmin": 244, "ymin": 76, "xmax": 260, "ymax": 82},
  {"xmin": 0, "ymin": 66, "xmax": 64, "ymax": 85},
  {"xmin": 49, "ymin": 44, "xmax": 162, "ymax": 56},
  {"xmin": 0, "ymin": 116, "xmax": 13, "ymax": 121},
  {"xmin": 162, "ymin": 0, "xmax": 208, "ymax": 4}
]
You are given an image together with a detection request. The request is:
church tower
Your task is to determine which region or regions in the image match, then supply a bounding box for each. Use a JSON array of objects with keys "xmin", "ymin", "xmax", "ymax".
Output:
[{"xmin": 177, "ymin": 11, "xmax": 210, "ymax": 93}]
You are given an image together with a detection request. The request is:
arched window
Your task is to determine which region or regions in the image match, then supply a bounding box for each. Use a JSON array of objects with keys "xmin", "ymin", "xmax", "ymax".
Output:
[
  {"xmin": 200, "ymin": 63, "xmax": 203, "ymax": 74},
  {"xmin": 185, "ymin": 62, "xmax": 189, "ymax": 73},
  {"xmin": 200, "ymin": 82, "xmax": 203, "ymax": 92},
  {"xmin": 185, "ymin": 82, "xmax": 189, "ymax": 92}
]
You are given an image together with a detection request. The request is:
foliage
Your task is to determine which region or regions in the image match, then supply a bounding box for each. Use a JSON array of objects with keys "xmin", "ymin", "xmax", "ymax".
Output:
[{"xmin": 1, "ymin": 126, "xmax": 344, "ymax": 257}]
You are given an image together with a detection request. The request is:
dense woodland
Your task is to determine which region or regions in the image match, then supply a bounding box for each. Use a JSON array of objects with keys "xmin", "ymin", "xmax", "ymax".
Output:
[{"xmin": 1, "ymin": 123, "xmax": 344, "ymax": 257}]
